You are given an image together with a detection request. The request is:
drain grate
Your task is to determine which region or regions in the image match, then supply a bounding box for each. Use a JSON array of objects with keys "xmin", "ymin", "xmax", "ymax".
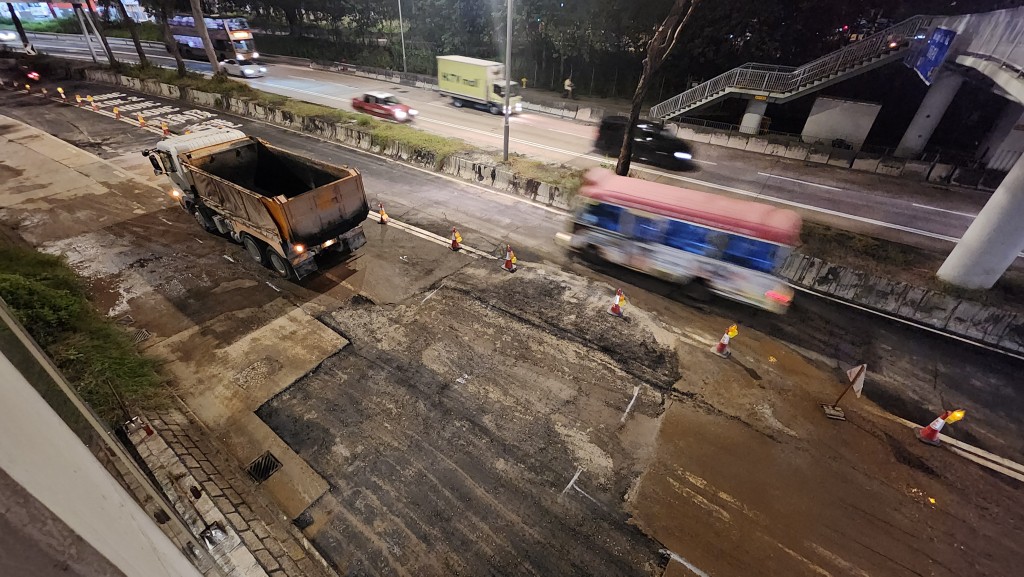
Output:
[
  {"xmin": 246, "ymin": 451, "xmax": 282, "ymax": 483},
  {"xmin": 132, "ymin": 329, "xmax": 152, "ymax": 344}
]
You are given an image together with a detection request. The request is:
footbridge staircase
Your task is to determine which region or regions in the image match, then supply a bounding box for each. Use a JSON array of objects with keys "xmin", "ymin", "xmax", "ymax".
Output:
[{"xmin": 649, "ymin": 16, "xmax": 933, "ymax": 120}]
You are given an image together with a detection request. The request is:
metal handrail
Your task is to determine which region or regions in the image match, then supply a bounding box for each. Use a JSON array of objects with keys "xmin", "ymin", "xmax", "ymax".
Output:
[{"xmin": 650, "ymin": 15, "xmax": 930, "ymax": 119}]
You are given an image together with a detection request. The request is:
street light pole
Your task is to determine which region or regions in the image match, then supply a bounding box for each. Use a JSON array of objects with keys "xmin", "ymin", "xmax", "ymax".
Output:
[
  {"xmin": 397, "ymin": 0, "xmax": 407, "ymax": 73},
  {"xmin": 503, "ymin": 0, "xmax": 513, "ymax": 162}
]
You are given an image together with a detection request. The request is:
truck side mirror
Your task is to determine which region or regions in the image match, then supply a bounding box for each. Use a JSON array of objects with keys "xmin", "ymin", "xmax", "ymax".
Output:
[{"xmin": 146, "ymin": 154, "xmax": 165, "ymax": 176}]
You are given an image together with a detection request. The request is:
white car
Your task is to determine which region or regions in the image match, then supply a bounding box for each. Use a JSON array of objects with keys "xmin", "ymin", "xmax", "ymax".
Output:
[
  {"xmin": 219, "ymin": 59, "xmax": 266, "ymax": 78},
  {"xmin": 0, "ymin": 30, "xmax": 18, "ymax": 43}
]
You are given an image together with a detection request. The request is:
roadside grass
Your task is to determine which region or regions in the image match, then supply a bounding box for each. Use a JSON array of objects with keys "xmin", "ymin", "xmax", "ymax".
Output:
[
  {"xmin": 372, "ymin": 121, "xmax": 469, "ymax": 169},
  {"xmin": 498, "ymin": 153, "xmax": 584, "ymax": 196},
  {"xmin": 0, "ymin": 245, "xmax": 167, "ymax": 424}
]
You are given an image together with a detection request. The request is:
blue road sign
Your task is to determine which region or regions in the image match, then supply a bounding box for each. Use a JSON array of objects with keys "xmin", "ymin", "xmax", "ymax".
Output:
[{"xmin": 914, "ymin": 28, "xmax": 957, "ymax": 85}]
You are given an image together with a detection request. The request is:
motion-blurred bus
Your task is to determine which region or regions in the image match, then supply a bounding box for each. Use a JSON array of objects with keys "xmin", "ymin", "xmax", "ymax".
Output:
[
  {"xmin": 167, "ymin": 15, "xmax": 258, "ymax": 62},
  {"xmin": 560, "ymin": 169, "xmax": 802, "ymax": 313}
]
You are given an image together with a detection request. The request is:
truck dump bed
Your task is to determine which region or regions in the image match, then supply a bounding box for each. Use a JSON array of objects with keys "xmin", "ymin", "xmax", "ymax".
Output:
[{"xmin": 183, "ymin": 138, "xmax": 369, "ymax": 246}]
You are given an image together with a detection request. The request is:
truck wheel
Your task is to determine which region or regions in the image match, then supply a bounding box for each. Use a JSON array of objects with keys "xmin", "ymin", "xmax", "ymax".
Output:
[
  {"xmin": 489, "ymin": 104, "xmax": 501, "ymax": 115},
  {"xmin": 242, "ymin": 236, "xmax": 266, "ymax": 265},
  {"xmin": 193, "ymin": 208, "xmax": 216, "ymax": 233},
  {"xmin": 452, "ymin": 98, "xmax": 463, "ymax": 108},
  {"xmin": 267, "ymin": 252, "xmax": 294, "ymax": 279}
]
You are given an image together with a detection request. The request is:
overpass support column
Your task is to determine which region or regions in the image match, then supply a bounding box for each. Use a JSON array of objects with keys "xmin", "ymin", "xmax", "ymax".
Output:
[
  {"xmin": 894, "ymin": 71, "xmax": 964, "ymax": 158},
  {"xmin": 937, "ymin": 154, "xmax": 1024, "ymax": 288},
  {"xmin": 977, "ymin": 101, "xmax": 1024, "ymax": 163},
  {"xmin": 739, "ymin": 99, "xmax": 767, "ymax": 135}
]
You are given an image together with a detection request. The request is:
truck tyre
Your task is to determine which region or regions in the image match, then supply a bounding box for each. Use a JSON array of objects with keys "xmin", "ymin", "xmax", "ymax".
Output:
[
  {"xmin": 193, "ymin": 208, "xmax": 216, "ymax": 233},
  {"xmin": 242, "ymin": 236, "xmax": 266, "ymax": 265},
  {"xmin": 268, "ymin": 252, "xmax": 295, "ymax": 279},
  {"xmin": 452, "ymin": 98, "xmax": 463, "ymax": 108},
  {"xmin": 489, "ymin": 104, "xmax": 501, "ymax": 115}
]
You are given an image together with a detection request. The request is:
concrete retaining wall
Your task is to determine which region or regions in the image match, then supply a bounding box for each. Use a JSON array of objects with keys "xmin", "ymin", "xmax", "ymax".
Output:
[
  {"xmin": 82, "ymin": 69, "xmax": 574, "ymax": 211},
  {"xmin": 781, "ymin": 253, "xmax": 1024, "ymax": 355}
]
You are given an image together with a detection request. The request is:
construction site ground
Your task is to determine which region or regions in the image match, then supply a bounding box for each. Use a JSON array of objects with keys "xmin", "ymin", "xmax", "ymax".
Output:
[{"xmin": 1, "ymin": 89, "xmax": 1023, "ymax": 577}]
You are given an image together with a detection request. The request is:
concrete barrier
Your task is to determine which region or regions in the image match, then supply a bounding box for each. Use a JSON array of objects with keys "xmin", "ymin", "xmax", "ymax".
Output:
[
  {"xmin": 876, "ymin": 158, "xmax": 905, "ymax": 177},
  {"xmin": 744, "ymin": 137, "xmax": 769, "ymax": 154},
  {"xmin": 851, "ymin": 156, "xmax": 881, "ymax": 173},
  {"xmin": 901, "ymin": 160, "xmax": 931, "ymax": 180},
  {"xmin": 827, "ymin": 150, "xmax": 855, "ymax": 168},
  {"xmin": 781, "ymin": 253, "xmax": 1024, "ymax": 355},
  {"xmin": 784, "ymin": 142, "xmax": 810, "ymax": 160},
  {"xmin": 807, "ymin": 147, "xmax": 830, "ymax": 164},
  {"xmin": 725, "ymin": 134, "xmax": 749, "ymax": 150},
  {"xmin": 678, "ymin": 126, "xmax": 713, "ymax": 144},
  {"xmin": 709, "ymin": 132, "xmax": 731, "ymax": 147},
  {"xmin": 928, "ymin": 163, "xmax": 955, "ymax": 183}
]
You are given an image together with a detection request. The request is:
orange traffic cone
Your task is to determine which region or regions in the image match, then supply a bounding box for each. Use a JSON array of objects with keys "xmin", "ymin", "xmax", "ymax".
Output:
[
  {"xmin": 918, "ymin": 411, "xmax": 949, "ymax": 446},
  {"xmin": 450, "ymin": 227, "xmax": 462, "ymax": 251},
  {"xmin": 137, "ymin": 113, "xmax": 146, "ymax": 128},
  {"xmin": 917, "ymin": 409, "xmax": 965, "ymax": 446},
  {"xmin": 378, "ymin": 202, "xmax": 389, "ymax": 224},
  {"xmin": 608, "ymin": 288, "xmax": 626, "ymax": 317},
  {"xmin": 113, "ymin": 106, "xmax": 121, "ymax": 119},
  {"xmin": 162, "ymin": 122, "xmax": 170, "ymax": 136},
  {"xmin": 712, "ymin": 324, "xmax": 739, "ymax": 358},
  {"xmin": 57, "ymin": 87, "xmax": 66, "ymax": 102},
  {"xmin": 75, "ymin": 94, "xmax": 83, "ymax": 107},
  {"xmin": 501, "ymin": 244, "xmax": 517, "ymax": 272},
  {"xmin": 88, "ymin": 95, "xmax": 97, "ymax": 111}
]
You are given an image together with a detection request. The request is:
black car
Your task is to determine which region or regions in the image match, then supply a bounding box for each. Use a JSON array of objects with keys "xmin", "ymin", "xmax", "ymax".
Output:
[{"xmin": 596, "ymin": 116, "xmax": 697, "ymax": 172}]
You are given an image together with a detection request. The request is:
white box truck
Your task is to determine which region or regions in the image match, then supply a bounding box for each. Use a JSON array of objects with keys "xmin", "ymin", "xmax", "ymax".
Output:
[{"xmin": 437, "ymin": 55, "xmax": 523, "ymax": 115}]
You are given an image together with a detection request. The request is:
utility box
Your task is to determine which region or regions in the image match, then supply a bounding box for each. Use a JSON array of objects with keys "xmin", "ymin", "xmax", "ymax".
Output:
[{"xmin": 801, "ymin": 96, "xmax": 881, "ymax": 152}]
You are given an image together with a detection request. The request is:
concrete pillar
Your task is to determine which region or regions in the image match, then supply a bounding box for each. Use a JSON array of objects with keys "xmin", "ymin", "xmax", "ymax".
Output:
[
  {"xmin": 894, "ymin": 71, "xmax": 964, "ymax": 158},
  {"xmin": 739, "ymin": 99, "xmax": 767, "ymax": 135},
  {"xmin": 976, "ymin": 101, "xmax": 1024, "ymax": 163},
  {"xmin": 937, "ymin": 153, "xmax": 1024, "ymax": 288}
]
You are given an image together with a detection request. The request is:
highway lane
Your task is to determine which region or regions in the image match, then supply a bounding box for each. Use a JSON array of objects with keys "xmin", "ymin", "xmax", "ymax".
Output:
[{"xmin": 17, "ymin": 33, "xmax": 995, "ymax": 252}]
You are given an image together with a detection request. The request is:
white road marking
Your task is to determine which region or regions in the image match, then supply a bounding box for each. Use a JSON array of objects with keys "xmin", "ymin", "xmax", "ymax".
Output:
[
  {"xmin": 620, "ymin": 386, "xmax": 641, "ymax": 424},
  {"xmin": 912, "ymin": 203, "xmax": 978, "ymax": 218},
  {"xmin": 757, "ymin": 172, "xmax": 842, "ymax": 191}
]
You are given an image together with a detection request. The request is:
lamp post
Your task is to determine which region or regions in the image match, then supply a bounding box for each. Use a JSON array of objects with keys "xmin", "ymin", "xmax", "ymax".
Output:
[
  {"xmin": 397, "ymin": 0, "xmax": 407, "ymax": 73},
  {"xmin": 503, "ymin": 0, "xmax": 513, "ymax": 161}
]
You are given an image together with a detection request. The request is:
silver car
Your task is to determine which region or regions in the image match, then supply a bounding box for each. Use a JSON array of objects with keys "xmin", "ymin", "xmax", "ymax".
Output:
[{"xmin": 219, "ymin": 59, "xmax": 266, "ymax": 78}]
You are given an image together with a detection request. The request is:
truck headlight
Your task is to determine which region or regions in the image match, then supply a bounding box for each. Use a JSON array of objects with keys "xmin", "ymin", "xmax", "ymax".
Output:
[
  {"xmin": 394, "ymin": 110, "xmax": 408, "ymax": 120},
  {"xmin": 674, "ymin": 152, "xmax": 693, "ymax": 160},
  {"xmin": 251, "ymin": 52, "xmax": 260, "ymax": 59},
  {"xmin": 293, "ymin": 244, "xmax": 306, "ymax": 254}
]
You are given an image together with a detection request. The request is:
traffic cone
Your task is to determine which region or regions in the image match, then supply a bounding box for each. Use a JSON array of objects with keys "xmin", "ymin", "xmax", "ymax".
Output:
[
  {"xmin": 88, "ymin": 95, "xmax": 97, "ymax": 111},
  {"xmin": 917, "ymin": 409, "xmax": 965, "ymax": 446},
  {"xmin": 712, "ymin": 324, "xmax": 739, "ymax": 358},
  {"xmin": 450, "ymin": 227, "xmax": 462, "ymax": 251},
  {"xmin": 75, "ymin": 94, "xmax": 82, "ymax": 107},
  {"xmin": 113, "ymin": 106, "xmax": 120, "ymax": 119},
  {"xmin": 137, "ymin": 113, "xmax": 146, "ymax": 128},
  {"xmin": 162, "ymin": 122, "xmax": 170, "ymax": 137},
  {"xmin": 57, "ymin": 87, "xmax": 66, "ymax": 102},
  {"xmin": 41, "ymin": 88, "xmax": 47, "ymax": 97},
  {"xmin": 378, "ymin": 202, "xmax": 389, "ymax": 224},
  {"xmin": 918, "ymin": 411, "xmax": 950, "ymax": 446},
  {"xmin": 501, "ymin": 245, "xmax": 517, "ymax": 272},
  {"xmin": 23, "ymin": 84, "xmax": 30, "ymax": 92},
  {"xmin": 608, "ymin": 288, "xmax": 626, "ymax": 318}
]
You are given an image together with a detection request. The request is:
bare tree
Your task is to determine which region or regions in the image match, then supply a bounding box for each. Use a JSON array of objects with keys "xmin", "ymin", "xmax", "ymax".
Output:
[
  {"xmin": 616, "ymin": 0, "xmax": 702, "ymax": 176},
  {"xmin": 113, "ymin": 0, "xmax": 149, "ymax": 67},
  {"xmin": 188, "ymin": 0, "xmax": 222, "ymax": 72}
]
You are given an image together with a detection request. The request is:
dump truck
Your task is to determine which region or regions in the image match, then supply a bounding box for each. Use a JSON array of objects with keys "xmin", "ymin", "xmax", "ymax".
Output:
[
  {"xmin": 143, "ymin": 128, "xmax": 369, "ymax": 280},
  {"xmin": 437, "ymin": 55, "xmax": 523, "ymax": 115}
]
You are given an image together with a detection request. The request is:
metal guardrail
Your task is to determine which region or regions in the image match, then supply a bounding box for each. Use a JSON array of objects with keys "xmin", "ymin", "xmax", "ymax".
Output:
[
  {"xmin": 650, "ymin": 16, "xmax": 930, "ymax": 119},
  {"xmin": 310, "ymin": 60, "xmax": 438, "ymax": 90},
  {"xmin": 23, "ymin": 31, "xmax": 165, "ymax": 51}
]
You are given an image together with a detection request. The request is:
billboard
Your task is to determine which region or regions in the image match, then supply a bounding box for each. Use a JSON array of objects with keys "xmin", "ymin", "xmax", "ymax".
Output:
[{"xmin": 914, "ymin": 28, "xmax": 956, "ymax": 85}]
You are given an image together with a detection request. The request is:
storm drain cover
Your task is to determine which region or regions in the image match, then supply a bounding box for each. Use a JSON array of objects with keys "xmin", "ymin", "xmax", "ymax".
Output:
[{"xmin": 246, "ymin": 451, "xmax": 282, "ymax": 483}]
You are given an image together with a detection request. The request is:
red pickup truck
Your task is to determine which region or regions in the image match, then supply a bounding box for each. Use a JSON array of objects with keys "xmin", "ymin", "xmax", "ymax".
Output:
[{"xmin": 351, "ymin": 91, "xmax": 419, "ymax": 122}]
